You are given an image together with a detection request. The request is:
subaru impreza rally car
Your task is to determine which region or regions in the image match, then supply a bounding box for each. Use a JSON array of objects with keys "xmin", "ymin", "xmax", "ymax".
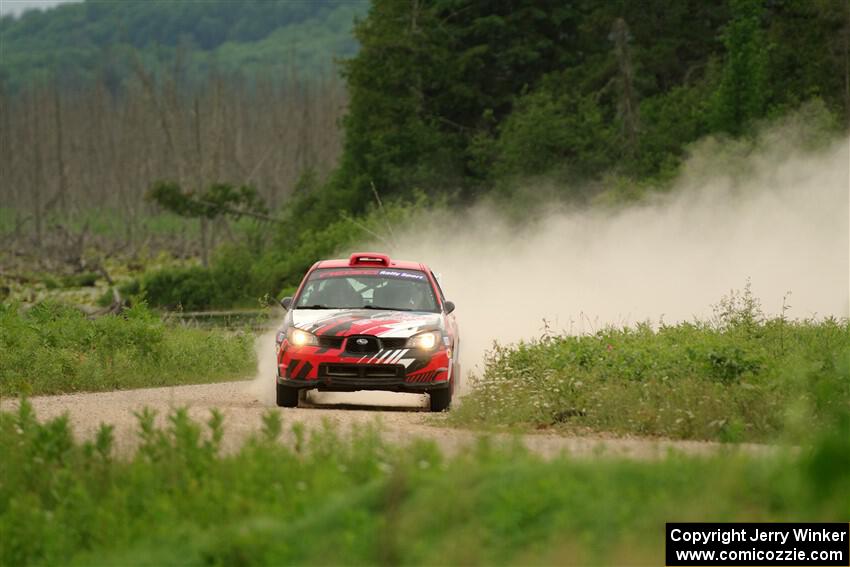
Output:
[{"xmin": 275, "ymin": 253, "xmax": 460, "ymax": 411}]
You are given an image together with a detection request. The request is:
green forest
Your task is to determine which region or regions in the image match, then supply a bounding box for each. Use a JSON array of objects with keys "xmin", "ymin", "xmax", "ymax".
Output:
[
  {"xmin": 320, "ymin": 0, "xmax": 848, "ymax": 204},
  {"xmin": 0, "ymin": 0, "xmax": 368, "ymax": 91}
]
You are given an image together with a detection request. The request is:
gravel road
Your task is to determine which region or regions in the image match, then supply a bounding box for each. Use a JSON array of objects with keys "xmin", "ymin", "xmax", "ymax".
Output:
[{"xmin": 0, "ymin": 380, "xmax": 772, "ymax": 459}]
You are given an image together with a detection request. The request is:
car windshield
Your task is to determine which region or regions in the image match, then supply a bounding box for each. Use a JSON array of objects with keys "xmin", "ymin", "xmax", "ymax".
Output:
[{"xmin": 295, "ymin": 268, "xmax": 439, "ymax": 312}]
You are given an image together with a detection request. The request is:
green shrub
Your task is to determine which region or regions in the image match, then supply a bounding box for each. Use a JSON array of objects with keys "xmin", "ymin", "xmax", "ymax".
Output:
[
  {"xmin": 0, "ymin": 301, "xmax": 255, "ymax": 396},
  {"xmin": 632, "ymin": 82, "xmax": 712, "ymax": 178},
  {"xmin": 141, "ymin": 242, "xmax": 268, "ymax": 310},
  {"xmin": 0, "ymin": 403, "xmax": 847, "ymax": 566},
  {"xmin": 96, "ymin": 279, "xmax": 142, "ymax": 307},
  {"xmin": 59, "ymin": 272, "xmax": 100, "ymax": 288},
  {"xmin": 493, "ymin": 87, "xmax": 616, "ymax": 182},
  {"xmin": 451, "ymin": 289, "xmax": 850, "ymax": 442},
  {"xmin": 142, "ymin": 266, "xmax": 223, "ymax": 311}
]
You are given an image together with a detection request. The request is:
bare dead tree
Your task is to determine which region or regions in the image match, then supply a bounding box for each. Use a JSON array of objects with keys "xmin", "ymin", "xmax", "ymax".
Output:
[
  {"xmin": 611, "ymin": 18, "xmax": 640, "ymax": 159},
  {"xmin": 49, "ymin": 78, "xmax": 69, "ymax": 213},
  {"xmin": 0, "ymin": 61, "xmax": 346, "ymax": 261},
  {"xmin": 844, "ymin": 0, "xmax": 850, "ymax": 128},
  {"xmin": 28, "ymin": 87, "xmax": 44, "ymax": 249}
]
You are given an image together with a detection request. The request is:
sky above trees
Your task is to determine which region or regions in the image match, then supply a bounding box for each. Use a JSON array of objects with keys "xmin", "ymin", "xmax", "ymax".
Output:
[{"xmin": 0, "ymin": 0, "xmax": 81, "ymax": 18}]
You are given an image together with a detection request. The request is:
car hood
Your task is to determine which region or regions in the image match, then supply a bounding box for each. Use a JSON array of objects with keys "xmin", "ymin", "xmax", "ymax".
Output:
[{"xmin": 289, "ymin": 309, "xmax": 441, "ymax": 338}]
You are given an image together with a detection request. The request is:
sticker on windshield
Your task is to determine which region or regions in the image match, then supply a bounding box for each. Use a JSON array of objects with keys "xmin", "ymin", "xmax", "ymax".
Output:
[
  {"xmin": 314, "ymin": 269, "xmax": 426, "ymax": 281},
  {"xmin": 379, "ymin": 270, "xmax": 426, "ymax": 280}
]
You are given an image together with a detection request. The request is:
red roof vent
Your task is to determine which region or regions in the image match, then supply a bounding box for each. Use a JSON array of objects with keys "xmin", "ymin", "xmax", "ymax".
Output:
[{"xmin": 349, "ymin": 252, "xmax": 391, "ymax": 266}]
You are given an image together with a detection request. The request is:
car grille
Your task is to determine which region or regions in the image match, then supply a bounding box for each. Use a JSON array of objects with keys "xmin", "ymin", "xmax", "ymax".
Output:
[
  {"xmin": 379, "ymin": 337, "xmax": 408, "ymax": 349},
  {"xmin": 319, "ymin": 363, "xmax": 405, "ymax": 385},
  {"xmin": 341, "ymin": 335, "xmax": 408, "ymax": 353},
  {"xmin": 317, "ymin": 336, "xmax": 344, "ymax": 349},
  {"xmin": 344, "ymin": 335, "xmax": 380, "ymax": 354}
]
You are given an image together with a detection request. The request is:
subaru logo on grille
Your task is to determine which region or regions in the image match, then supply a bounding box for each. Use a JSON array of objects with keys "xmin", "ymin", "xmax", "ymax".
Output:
[{"xmin": 356, "ymin": 338, "xmax": 369, "ymax": 346}]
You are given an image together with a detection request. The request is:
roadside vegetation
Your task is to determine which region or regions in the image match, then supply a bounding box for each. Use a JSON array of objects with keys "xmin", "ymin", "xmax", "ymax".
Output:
[
  {"xmin": 1, "ymin": 401, "xmax": 848, "ymax": 566},
  {"xmin": 0, "ymin": 302, "xmax": 255, "ymax": 397},
  {"xmin": 451, "ymin": 286, "xmax": 850, "ymax": 443}
]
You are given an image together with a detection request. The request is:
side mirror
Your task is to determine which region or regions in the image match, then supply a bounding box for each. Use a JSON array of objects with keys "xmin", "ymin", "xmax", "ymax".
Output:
[
  {"xmin": 280, "ymin": 297, "xmax": 293, "ymax": 310},
  {"xmin": 444, "ymin": 300, "xmax": 456, "ymax": 314}
]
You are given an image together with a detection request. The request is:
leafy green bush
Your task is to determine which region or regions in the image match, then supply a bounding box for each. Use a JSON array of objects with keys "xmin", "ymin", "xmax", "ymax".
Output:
[
  {"xmin": 95, "ymin": 279, "xmax": 142, "ymax": 308},
  {"xmin": 0, "ymin": 301, "xmax": 255, "ymax": 396},
  {"xmin": 140, "ymin": 241, "xmax": 263, "ymax": 310},
  {"xmin": 493, "ymin": 87, "xmax": 616, "ymax": 181},
  {"xmin": 142, "ymin": 266, "xmax": 227, "ymax": 311},
  {"xmin": 0, "ymin": 402, "xmax": 848, "ymax": 566},
  {"xmin": 59, "ymin": 272, "xmax": 100, "ymax": 288},
  {"xmin": 632, "ymin": 82, "xmax": 712, "ymax": 179},
  {"xmin": 452, "ymin": 288, "xmax": 850, "ymax": 442}
]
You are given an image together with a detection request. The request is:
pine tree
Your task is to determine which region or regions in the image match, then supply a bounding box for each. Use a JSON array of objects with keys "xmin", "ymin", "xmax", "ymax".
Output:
[{"xmin": 710, "ymin": 0, "xmax": 769, "ymax": 135}]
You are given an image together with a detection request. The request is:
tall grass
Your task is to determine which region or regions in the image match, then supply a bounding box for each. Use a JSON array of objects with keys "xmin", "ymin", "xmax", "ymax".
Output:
[
  {"xmin": 451, "ymin": 287, "xmax": 850, "ymax": 442},
  {"xmin": 0, "ymin": 302, "xmax": 255, "ymax": 396},
  {"xmin": 0, "ymin": 402, "xmax": 848, "ymax": 566}
]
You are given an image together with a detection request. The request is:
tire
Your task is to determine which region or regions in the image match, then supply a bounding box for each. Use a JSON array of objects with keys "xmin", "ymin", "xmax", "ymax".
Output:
[
  {"xmin": 429, "ymin": 387, "xmax": 452, "ymax": 412},
  {"xmin": 276, "ymin": 383, "xmax": 300, "ymax": 408}
]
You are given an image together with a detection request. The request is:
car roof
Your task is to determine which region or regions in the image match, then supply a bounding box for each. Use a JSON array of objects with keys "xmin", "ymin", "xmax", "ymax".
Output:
[{"xmin": 313, "ymin": 252, "xmax": 428, "ymax": 272}]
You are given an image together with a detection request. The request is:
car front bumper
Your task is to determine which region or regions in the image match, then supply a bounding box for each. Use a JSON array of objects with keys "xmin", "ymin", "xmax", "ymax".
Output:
[{"xmin": 277, "ymin": 342, "xmax": 451, "ymax": 392}]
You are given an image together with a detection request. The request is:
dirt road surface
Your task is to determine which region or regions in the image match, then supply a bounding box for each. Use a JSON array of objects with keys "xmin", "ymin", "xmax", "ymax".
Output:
[{"xmin": 1, "ymin": 380, "xmax": 774, "ymax": 460}]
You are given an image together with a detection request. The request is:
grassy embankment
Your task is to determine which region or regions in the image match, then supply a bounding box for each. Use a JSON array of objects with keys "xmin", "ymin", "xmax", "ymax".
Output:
[
  {"xmin": 1, "ymin": 401, "xmax": 848, "ymax": 566},
  {"xmin": 451, "ymin": 287, "xmax": 850, "ymax": 443},
  {"xmin": 0, "ymin": 302, "xmax": 256, "ymax": 397}
]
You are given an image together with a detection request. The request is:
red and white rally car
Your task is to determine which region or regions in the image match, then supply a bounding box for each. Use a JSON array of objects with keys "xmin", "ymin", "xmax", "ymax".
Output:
[{"xmin": 275, "ymin": 253, "xmax": 460, "ymax": 411}]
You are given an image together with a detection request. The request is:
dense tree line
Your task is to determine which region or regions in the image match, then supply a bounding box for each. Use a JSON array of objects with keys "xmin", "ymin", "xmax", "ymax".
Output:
[
  {"xmin": 285, "ymin": 0, "xmax": 849, "ymax": 236},
  {"xmin": 0, "ymin": 0, "xmax": 367, "ymax": 92}
]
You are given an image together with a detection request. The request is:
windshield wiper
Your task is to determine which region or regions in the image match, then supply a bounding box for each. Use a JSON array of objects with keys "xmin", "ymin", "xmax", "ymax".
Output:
[
  {"xmin": 297, "ymin": 304, "xmax": 335, "ymax": 309},
  {"xmin": 361, "ymin": 305, "xmax": 412, "ymax": 311}
]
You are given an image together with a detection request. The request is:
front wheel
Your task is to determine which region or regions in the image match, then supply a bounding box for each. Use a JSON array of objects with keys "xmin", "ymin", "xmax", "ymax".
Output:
[
  {"xmin": 276, "ymin": 383, "xmax": 300, "ymax": 408},
  {"xmin": 429, "ymin": 387, "xmax": 452, "ymax": 412}
]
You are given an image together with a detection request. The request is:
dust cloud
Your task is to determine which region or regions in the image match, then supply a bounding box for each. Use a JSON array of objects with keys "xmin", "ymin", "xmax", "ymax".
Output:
[
  {"xmin": 249, "ymin": 128, "xmax": 848, "ymax": 404},
  {"xmin": 246, "ymin": 328, "xmax": 279, "ymax": 406},
  {"xmin": 391, "ymin": 134, "xmax": 849, "ymax": 383}
]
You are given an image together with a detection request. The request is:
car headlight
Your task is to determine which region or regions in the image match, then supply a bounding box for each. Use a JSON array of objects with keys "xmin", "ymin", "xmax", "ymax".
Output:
[
  {"xmin": 405, "ymin": 330, "xmax": 440, "ymax": 350},
  {"xmin": 287, "ymin": 327, "xmax": 319, "ymax": 347}
]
